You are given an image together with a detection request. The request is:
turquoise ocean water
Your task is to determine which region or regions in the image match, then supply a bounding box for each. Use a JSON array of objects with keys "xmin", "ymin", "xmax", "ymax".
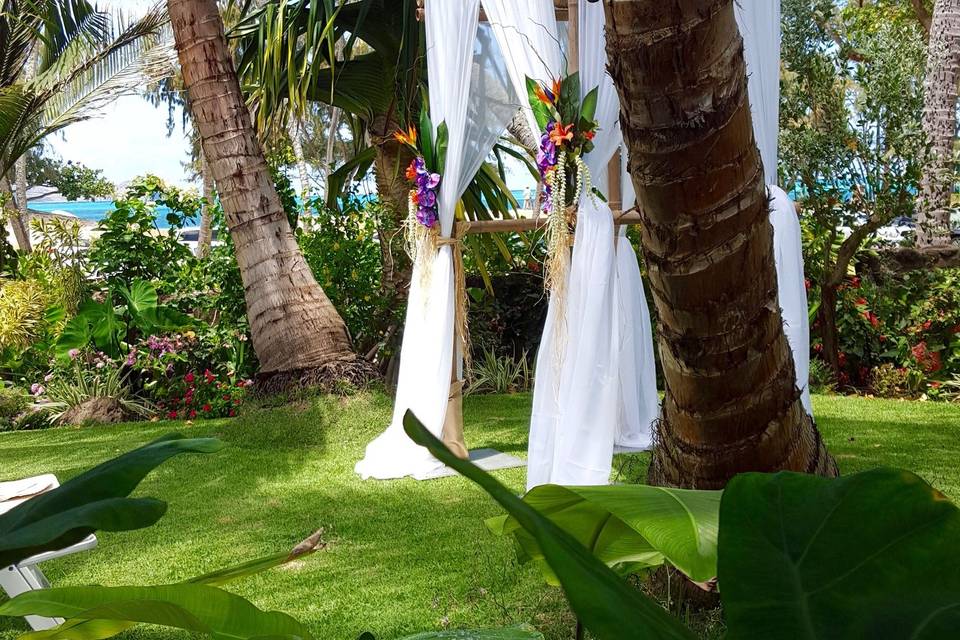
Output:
[{"xmin": 30, "ymin": 190, "xmax": 532, "ymax": 229}]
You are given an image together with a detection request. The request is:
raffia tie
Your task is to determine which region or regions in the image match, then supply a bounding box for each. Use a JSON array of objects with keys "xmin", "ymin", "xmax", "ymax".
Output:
[{"xmin": 436, "ymin": 221, "xmax": 472, "ymax": 375}]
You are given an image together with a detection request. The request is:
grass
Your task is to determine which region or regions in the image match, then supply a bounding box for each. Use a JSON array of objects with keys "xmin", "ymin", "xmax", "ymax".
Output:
[{"xmin": 1, "ymin": 391, "xmax": 960, "ymax": 639}]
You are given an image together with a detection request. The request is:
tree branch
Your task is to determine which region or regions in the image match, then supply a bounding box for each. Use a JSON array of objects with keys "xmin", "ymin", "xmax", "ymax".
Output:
[{"xmin": 912, "ymin": 0, "xmax": 932, "ymax": 36}]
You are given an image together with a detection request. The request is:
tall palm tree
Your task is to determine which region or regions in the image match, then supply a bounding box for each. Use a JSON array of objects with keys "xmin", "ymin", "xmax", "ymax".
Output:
[
  {"xmin": 0, "ymin": 0, "xmax": 175, "ymax": 251},
  {"xmin": 603, "ymin": 0, "xmax": 837, "ymax": 489},
  {"xmin": 167, "ymin": 0, "xmax": 365, "ymax": 383},
  {"xmin": 917, "ymin": 0, "xmax": 960, "ymax": 248}
]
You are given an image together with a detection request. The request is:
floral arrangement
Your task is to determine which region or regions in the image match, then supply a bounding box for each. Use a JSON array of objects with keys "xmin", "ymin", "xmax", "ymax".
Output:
[
  {"xmin": 394, "ymin": 112, "xmax": 449, "ymax": 280},
  {"xmin": 525, "ymin": 73, "xmax": 598, "ymax": 300}
]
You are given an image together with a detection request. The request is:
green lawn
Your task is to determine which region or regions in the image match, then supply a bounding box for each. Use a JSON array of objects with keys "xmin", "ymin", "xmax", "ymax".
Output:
[{"xmin": 1, "ymin": 392, "xmax": 959, "ymax": 640}]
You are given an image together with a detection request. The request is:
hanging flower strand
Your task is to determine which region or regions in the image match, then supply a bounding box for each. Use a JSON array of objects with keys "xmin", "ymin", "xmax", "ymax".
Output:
[
  {"xmin": 526, "ymin": 72, "xmax": 599, "ymax": 297},
  {"xmin": 394, "ymin": 117, "xmax": 448, "ymax": 284}
]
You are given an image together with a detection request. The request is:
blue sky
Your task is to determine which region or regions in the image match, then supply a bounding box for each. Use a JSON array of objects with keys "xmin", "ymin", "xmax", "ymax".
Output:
[{"xmin": 49, "ymin": 96, "xmax": 194, "ymax": 188}]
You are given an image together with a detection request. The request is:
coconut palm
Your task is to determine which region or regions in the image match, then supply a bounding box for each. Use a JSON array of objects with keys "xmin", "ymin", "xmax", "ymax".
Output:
[
  {"xmin": 917, "ymin": 0, "xmax": 960, "ymax": 248},
  {"xmin": 230, "ymin": 0, "xmax": 526, "ymax": 299},
  {"xmin": 603, "ymin": 0, "xmax": 837, "ymax": 489},
  {"xmin": 0, "ymin": 0, "xmax": 176, "ymax": 252},
  {"xmin": 167, "ymin": 0, "xmax": 366, "ymax": 384}
]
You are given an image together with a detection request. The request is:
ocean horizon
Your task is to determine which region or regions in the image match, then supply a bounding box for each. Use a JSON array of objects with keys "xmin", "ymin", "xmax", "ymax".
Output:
[{"xmin": 29, "ymin": 190, "xmax": 534, "ymax": 230}]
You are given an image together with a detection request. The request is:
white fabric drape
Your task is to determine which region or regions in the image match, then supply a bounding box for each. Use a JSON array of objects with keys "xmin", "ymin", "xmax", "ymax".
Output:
[
  {"xmin": 736, "ymin": 1, "xmax": 813, "ymax": 417},
  {"xmin": 355, "ymin": 0, "xmax": 515, "ymax": 480},
  {"xmin": 481, "ymin": 0, "xmax": 563, "ymax": 137},
  {"xmin": 527, "ymin": 0, "xmax": 658, "ymax": 488}
]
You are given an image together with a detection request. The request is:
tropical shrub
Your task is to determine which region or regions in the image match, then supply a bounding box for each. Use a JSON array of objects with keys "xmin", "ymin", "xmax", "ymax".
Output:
[
  {"xmin": 298, "ymin": 196, "xmax": 394, "ymax": 354},
  {"xmin": 39, "ymin": 353, "xmax": 154, "ymax": 426},
  {"xmin": 467, "ymin": 348, "xmax": 533, "ymax": 395},
  {"xmin": 0, "ymin": 278, "xmax": 52, "ymax": 352},
  {"xmin": 155, "ymin": 368, "xmax": 249, "ymax": 421},
  {"xmin": 56, "ymin": 280, "xmax": 194, "ymax": 360},
  {"xmin": 88, "ymin": 176, "xmax": 197, "ymax": 289},
  {"xmin": 19, "ymin": 216, "xmax": 89, "ymax": 314},
  {"xmin": 0, "ymin": 383, "xmax": 30, "ymax": 430}
]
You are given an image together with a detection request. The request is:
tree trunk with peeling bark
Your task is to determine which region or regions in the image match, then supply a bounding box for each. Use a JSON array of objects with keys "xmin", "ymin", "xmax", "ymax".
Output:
[
  {"xmin": 603, "ymin": 0, "xmax": 837, "ymax": 488},
  {"xmin": 917, "ymin": 0, "xmax": 960, "ymax": 247},
  {"xmin": 168, "ymin": 0, "xmax": 364, "ymax": 384}
]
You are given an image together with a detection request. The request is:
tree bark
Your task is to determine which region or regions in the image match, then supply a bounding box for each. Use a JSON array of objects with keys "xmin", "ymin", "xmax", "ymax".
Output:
[
  {"xmin": 197, "ymin": 152, "xmax": 215, "ymax": 258},
  {"xmin": 917, "ymin": 0, "xmax": 960, "ymax": 247},
  {"xmin": 604, "ymin": 0, "xmax": 837, "ymax": 488},
  {"xmin": 369, "ymin": 114, "xmax": 414, "ymax": 303},
  {"xmin": 1, "ymin": 175, "xmax": 30, "ymax": 253},
  {"xmin": 288, "ymin": 117, "xmax": 313, "ymax": 229},
  {"xmin": 168, "ymin": 0, "xmax": 358, "ymax": 377}
]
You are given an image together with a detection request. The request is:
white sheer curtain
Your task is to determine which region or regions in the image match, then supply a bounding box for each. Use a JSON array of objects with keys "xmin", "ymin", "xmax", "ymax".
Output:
[
  {"xmin": 736, "ymin": 1, "xmax": 813, "ymax": 417},
  {"xmin": 355, "ymin": 0, "xmax": 515, "ymax": 480},
  {"xmin": 527, "ymin": 0, "xmax": 659, "ymax": 488}
]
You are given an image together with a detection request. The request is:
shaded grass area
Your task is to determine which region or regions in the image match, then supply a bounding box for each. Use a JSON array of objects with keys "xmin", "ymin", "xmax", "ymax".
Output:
[{"xmin": 1, "ymin": 392, "xmax": 959, "ymax": 639}]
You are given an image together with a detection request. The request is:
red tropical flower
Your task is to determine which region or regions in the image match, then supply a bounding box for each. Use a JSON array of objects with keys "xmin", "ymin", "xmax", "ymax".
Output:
[
  {"xmin": 405, "ymin": 159, "xmax": 418, "ymax": 181},
  {"xmin": 202, "ymin": 404, "xmax": 211, "ymax": 412},
  {"xmin": 184, "ymin": 372, "xmax": 195, "ymax": 383},
  {"xmin": 189, "ymin": 409, "xmax": 197, "ymax": 419},
  {"xmin": 167, "ymin": 411, "xmax": 177, "ymax": 420},
  {"xmin": 549, "ymin": 122, "xmax": 574, "ymax": 146},
  {"xmin": 584, "ymin": 130, "xmax": 595, "ymax": 140}
]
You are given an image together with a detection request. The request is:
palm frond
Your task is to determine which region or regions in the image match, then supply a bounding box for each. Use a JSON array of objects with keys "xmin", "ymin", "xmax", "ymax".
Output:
[{"xmin": 0, "ymin": 4, "xmax": 175, "ymax": 175}]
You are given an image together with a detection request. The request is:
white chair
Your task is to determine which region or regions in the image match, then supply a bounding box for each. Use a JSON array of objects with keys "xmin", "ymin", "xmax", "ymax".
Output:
[{"xmin": 0, "ymin": 474, "xmax": 97, "ymax": 631}]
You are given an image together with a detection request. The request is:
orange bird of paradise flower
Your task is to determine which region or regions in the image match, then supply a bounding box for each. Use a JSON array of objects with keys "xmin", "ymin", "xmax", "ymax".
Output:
[
  {"xmin": 393, "ymin": 126, "xmax": 417, "ymax": 146},
  {"xmin": 534, "ymin": 83, "xmax": 552, "ymax": 105},
  {"xmin": 549, "ymin": 122, "xmax": 574, "ymax": 146}
]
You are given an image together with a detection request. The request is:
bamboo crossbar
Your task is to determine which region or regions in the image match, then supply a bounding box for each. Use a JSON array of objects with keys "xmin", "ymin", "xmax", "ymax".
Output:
[{"xmin": 463, "ymin": 208, "xmax": 642, "ymax": 235}]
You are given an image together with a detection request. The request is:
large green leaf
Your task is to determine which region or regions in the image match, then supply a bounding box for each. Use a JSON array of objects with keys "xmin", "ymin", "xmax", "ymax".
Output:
[
  {"xmin": 0, "ymin": 584, "xmax": 314, "ymax": 640},
  {"xmin": 54, "ymin": 313, "xmax": 92, "ymax": 359},
  {"xmin": 18, "ymin": 530, "xmax": 327, "ymax": 640},
  {"xmin": 720, "ymin": 468, "xmax": 960, "ymax": 639},
  {"xmin": 0, "ymin": 434, "xmax": 222, "ymax": 567},
  {"xmin": 402, "ymin": 411, "xmax": 695, "ymax": 640},
  {"xmin": 488, "ymin": 483, "xmax": 720, "ymax": 585},
  {"xmin": 115, "ymin": 279, "xmax": 157, "ymax": 318}
]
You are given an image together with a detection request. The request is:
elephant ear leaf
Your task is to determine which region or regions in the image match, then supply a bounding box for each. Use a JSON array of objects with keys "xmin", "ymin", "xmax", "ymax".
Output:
[
  {"xmin": 116, "ymin": 280, "xmax": 158, "ymax": 320},
  {"xmin": 55, "ymin": 314, "xmax": 92, "ymax": 359},
  {"xmin": 488, "ymin": 483, "xmax": 720, "ymax": 585},
  {"xmin": 0, "ymin": 584, "xmax": 313, "ymax": 640},
  {"xmin": 0, "ymin": 434, "xmax": 222, "ymax": 568},
  {"xmin": 720, "ymin": 468, "xmax": 960, "ymax": 639},
  {"xmin": 402, "ymin": 411, "xmax": 695, "ymax": 640}
]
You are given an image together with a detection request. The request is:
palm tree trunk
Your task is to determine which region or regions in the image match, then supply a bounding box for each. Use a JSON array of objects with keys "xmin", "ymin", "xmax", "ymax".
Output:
[
  {"xmin": 288, "ymin": 117, "xmax": 312, "ymax": 229},
  {"xmin": 168, "ymin": 0, "xmax": 361, "ymax": 380},
  {"xmin": 917, "ymin": 0, "xmax": 960, "ymax": 248},
  {"xmin": 370, "ymin": 114, "xmax": 414, "ymax": 302},
  {"xmin": 196, "ymin": 152, "xmax": 214, "ymax": 258},
  {"xmin": 325, "ymin": 107, "xmax": 341, "ymax": 181},
  {"xmin": 604, "ymin": 0, "xmax": 837, "ymax": 488},
  {"xmin": 1, "ymin": 175, "xmax": 30, "ymax": 253}
]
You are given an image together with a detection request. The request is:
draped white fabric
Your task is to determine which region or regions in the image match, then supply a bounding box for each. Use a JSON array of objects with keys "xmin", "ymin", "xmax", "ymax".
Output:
[
  {"xmin": 481, "ymin": 0, "xmax": 564, "ymax": 136},
  {"xmin": 527, "ymin": 0, "xmax": 658, "ymax": 488},
  {"xmin": 355, "ymin": 0, "xmax": 515, "ymax": 480},
  {"xmin": 770, "ymin": 185, "xmax": 813, "ymax": 415},
  {"xmin": 737, "ymin": 2, "xmax": 813, "ymax": 417}
]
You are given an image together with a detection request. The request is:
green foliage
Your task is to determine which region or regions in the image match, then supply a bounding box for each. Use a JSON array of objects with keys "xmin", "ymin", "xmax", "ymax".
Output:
[
  {"xmin": 1, "ymin": 584, "xmax": 315, "ymax": 640},
  {"xmin": 0, "ymin": 382, "xmax": 30, "ymax": 430},
  {"xmin": 40, "ymin": 355, "xmax": 155, "ymax": 425},
  {"xmin": 56, "ymin": 280, "xmax": 194, "ymax": 360},
  {"xmin": 28, "ymin": 154, "xmax": 113, "ymax": 201},
  {"xmin": 0, "ymin": 433, "xmax": 221, "ymax": 568},
  {"xmin": 720, "ymin": 468, "xmax": 960, "ymax": 638},
  {"xmin": 299, "ymin": 197, "xmax": 395, "ymax": 354},
  {"xmin": 466, "ymin": 349, "xmax": 533, "ymax": 396},
  {"xmin": 0, "ymin": 278, "xmax": 52, "ymax": 352},
  {"xmin": 487, "ymin": 484, "xmax": 720, "ymax": 586},
  {"xmin": 403, "ymin": 411, "xmax": 697, "ymax": 640},
  {"xmin": 87, "ymin": 176, "xmax": 197, "ymax": 290},
  {"xmin": 406, "ymin": 408, "xmax": 960, "ymax": 639},
  {"xmin": 19, "ymin": 216, "xmax": 89, "ymax": 314}
]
